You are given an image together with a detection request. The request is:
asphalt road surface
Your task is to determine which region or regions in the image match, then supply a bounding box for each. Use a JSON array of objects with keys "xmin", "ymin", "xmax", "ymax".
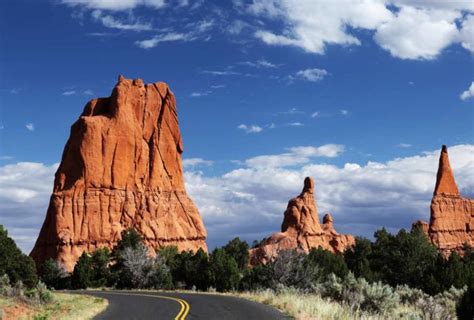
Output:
[{"xmin": 82, "ymin": 290, "xmax": 289, "ymax": 320}]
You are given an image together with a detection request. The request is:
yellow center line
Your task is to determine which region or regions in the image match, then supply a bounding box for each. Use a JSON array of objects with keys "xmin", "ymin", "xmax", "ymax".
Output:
[{"xmin": 86, "ymin": 290, "xmax": 190, "ymax": 320}]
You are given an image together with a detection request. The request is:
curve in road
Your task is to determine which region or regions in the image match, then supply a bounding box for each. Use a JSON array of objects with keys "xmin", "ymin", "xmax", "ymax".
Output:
[{"xmin": 82, "ymin": 290, "xmax": 288, "ymax": 320}]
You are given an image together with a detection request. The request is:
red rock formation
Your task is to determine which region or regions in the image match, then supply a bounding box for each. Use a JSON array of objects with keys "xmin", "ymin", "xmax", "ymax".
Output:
[
  {"xmin": 30, "ymin": 76, "xmax": 207, "ymax": 271},
  {"xmin": 249, "ymin": 177, "xmax": 354, "ymax": 265},
  {"xmin": 415, "ymin": 145, "xmax": 473, "ymax": 256}
]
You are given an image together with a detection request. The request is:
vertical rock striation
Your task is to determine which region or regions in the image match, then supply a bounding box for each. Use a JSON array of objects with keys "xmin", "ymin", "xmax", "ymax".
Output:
[
  {"xmin": 30, "ymin": 76, "xmax": 207, "ymax": 271},
  {"xmin": 425, "ymin": 145, "xmax": 474, "ymax": 255},
  {"xmin": 249, "ymin": 177, "xmax": 354, "ymax": 265}
]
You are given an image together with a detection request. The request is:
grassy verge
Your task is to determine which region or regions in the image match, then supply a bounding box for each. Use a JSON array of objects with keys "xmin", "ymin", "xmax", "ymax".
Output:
[
  {"xmin": 0, "ymin": 292, "xmax": 107, "ymax": 320},
  {"xmin": 235, "ymin": 290, "xmax": 419, "ymax": 320}
]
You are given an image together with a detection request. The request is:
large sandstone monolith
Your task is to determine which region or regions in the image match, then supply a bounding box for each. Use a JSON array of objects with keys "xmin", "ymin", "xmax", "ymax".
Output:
[
  {"xmin": 249, "ymin": 177, "xmax": 354, "ymax": 265},
  {"xmin": 419, "ymin": 145, "xmax": 474, "ymax": 256},
  {"xmin": 30, "ymin": 76, "xmax": 207, "ymax": 271}
]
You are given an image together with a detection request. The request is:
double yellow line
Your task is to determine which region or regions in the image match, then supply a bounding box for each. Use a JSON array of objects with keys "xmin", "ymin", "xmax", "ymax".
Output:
[{"xmin": 87, "ymin": 291, "xmax": 190, "ymax": 320}]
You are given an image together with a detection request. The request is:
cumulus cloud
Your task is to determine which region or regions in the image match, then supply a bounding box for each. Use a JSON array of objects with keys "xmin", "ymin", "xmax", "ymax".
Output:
[
  {"xmin": 249, "ymin": 0, "xmax": 473, "ymax": 60},
  {"xmin": 237, "ymin": 124, "xmax": 263, "ymax": 134},
  {"xmin": 294, "ymin": 68, "xmax": 328, "ymax": 82},
  {"xmin": 185, "ymin": 144, "xmax": 474, "ymax": 248},
  {"xmin": 61, "ymin": 0, "xmax": 166, "ymax": 11},
  {"xmin": 460, "ymin": 82, "xmax": 474, "ymax": 101},
  {"xmin": 3, "ymin": 145, "xmax": 474, "ymax": 252},
  {"xmin": 0, "ymin": 162, "xmax": 58, "ymax": 252},
  {"xmin": 25, "ymin": 123, "xmax": 34, "ymax": 132},
  {"xmin": 373, "ymin": 6, "xmax": 459, "ymax": 60},
  {"xmin": 62, "ymin": 90, "xmax": 76, "ymax": 96}
]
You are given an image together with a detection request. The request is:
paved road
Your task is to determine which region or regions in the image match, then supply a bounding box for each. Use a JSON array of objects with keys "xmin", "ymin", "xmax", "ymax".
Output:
[{"xmin": 82, "ymin": 290, "xmax": 289, "ymax": 320}]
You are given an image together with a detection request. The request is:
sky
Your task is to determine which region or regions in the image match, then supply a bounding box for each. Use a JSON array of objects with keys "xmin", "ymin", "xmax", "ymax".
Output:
[{"xmin": 0, "ymin": 0, "xmax": 473, "ymax": 253}]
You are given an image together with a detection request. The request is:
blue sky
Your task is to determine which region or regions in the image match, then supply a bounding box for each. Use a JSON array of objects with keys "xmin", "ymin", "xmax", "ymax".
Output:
[{"xmin": 0, "ymin": 0, "xmax": 473, "ymax": 252}]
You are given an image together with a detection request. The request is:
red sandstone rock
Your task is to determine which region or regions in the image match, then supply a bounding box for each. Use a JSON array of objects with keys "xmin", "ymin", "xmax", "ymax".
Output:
[
  {"xmin": 415, "ymin": 145, "xmax": 473, "ymax": 256},
  {"xmin": 249, "ymin": 177, "xmax": 354, "ymax": 265},
  {"xmin": 30, "ymin": 76, "xmax": 207, "ymax": 271}
]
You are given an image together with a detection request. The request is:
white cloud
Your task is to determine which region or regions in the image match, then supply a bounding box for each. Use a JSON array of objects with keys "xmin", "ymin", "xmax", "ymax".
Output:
[
  {"xmin": 3, "ymin": 145, "xmax": 474, "ymax": 252},
  {"xmin": 61, "ymin": 0, "xmax": 166, "ymax": 11},
  {"xmin": 249, "ymin": 0, "xmax": 473, "ymax": 60},
  {"xmin": 251, "ymin": 0, "xmax": 392, "ymax": 54},
  {"xmin": 201, "ymin": 70, "xmax": 241, "ymax": 76},
  {"xmin": 340, "ymin": 109, "xmax": 349, "ymax": 116},
  {"xmin": 92, "ymin": 10, "xmax": 152, "ymax": 31},
  {"xmin": 295, "ymin": 68, "xmax": 328, "ymax": 82},
  {"xmin": 227, "ymin": 20, "xmax": 247, "ymax": 35},
  {"xmin": 398, "ymin": 143, "xmax": 412, "ymax": 148},
  {"xmin": 0, "ymin": 162, "xmax": 58, "ymax": 252},
  {"xmin": 245, "ymin": 144, "xmax": 345, "ymax": 168},
  {"xmin": 460, "ymin": 15, "xmax": 474, "ymax": 53},
  {"xmin": 311, "ymin": 111, "xmax": 320, "ymax": 118},
  {"xmin": 288, "ymin": 122, "xmax": 304, "ymax": 127},
  {"xmin": 135, "ymin": 32, "xmax": 194, "ymax": 49},
  {"xmin": 83, "ymin": 89, "xmax": 94, "ymax": 95},
  {"xmin": 62, "ymin": 90, "xmax": 76, "ymax": 96},
  {"xmin": 190, "ymin": 91, "xmax": 211, "ymax": 97},
  {"xmin": 460, "ymin": 82, "xmax": 474, "ymax": 101},
  {"xmin": 184, "ymin": 144, "xmax": 474, "ymax": 248},
  {"xmin": 237, "ymin": 124, "xmax": 263, "ymax": 134},
  {"xmin": 25, "ymin": 123, "xmax": 34, "ymax": 132},
  {"xmin": 242, "ymin": 59, "xmax": 280, "ymax": 68},
  {"xmin": 182, "ymin": 158, "xmax": 213, "ymax": 168},
  {"xmin": 277, "ymin": 107, "xmax": 304, "ymax": 115},
  {"xmin": 373, "ymin": 6, "xmax": 459, "ymax": 60},
  {"xmin": 210, "ymin": 84, "xmax": 225, "ymax": 89}
]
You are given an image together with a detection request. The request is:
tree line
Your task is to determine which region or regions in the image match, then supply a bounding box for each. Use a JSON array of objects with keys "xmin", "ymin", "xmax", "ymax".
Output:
[{"xmin": 1, "ymin": 224, "xmax": 473, "ymax": 318}]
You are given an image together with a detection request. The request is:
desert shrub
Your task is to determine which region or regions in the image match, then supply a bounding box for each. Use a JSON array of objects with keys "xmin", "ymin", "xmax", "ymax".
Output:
[
  {"xmin": 266, "ymin": 249, "xmax": 319, "ymax": 291},
  {"xmin": 0, "ymin": 225, "xmax": 38, "ymax": 288},
  {"xmin": 147, "ymin": 255, "xmax": 173, "ymax": 289},
  {"xmin": 25, "ymin": 281, "xmax": 53, "ymax": 304},
  {"xmin": 119, "ymin": 243, "xmax": 173, "ymax": 289},
  {"xmin": 320, "ymin": 273, "xmax": 399, "ymax": 314},
  {"xmin": 40, "ymin": 258, "xmax": 70, "ymax": 289},
  {"xmin": 396, "ymin": 284, "xmax": 428, "ymax": 305},
  {"xmin": 360, "ymin": 280, "xmax": 399, "ymax": 313},
  {"xmin": 0, "ymin": 274, "xmax": 11, "ymax": 296},
  {"xmin": 210, "ymin": 248, "xmax": 240, "ymax": 292}
]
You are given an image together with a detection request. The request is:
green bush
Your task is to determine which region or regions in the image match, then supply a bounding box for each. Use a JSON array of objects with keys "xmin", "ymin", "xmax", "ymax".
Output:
[
  {"xmin": 40, "ymin": 258, "xmax": 70, "ymax": 289},
  {"xmin": 457, "ymin": 284, "xmax": 474, "ymax": 320},
  {"xmin": 223, "ymin": 238, "xmax": 249, "ymax": 271},
  {"xmin": 210, "ymin": 248, "xmax": 240, "ymax": 292},
  {"xmin": 71, "ymin": 252, "xmax": 93, "ymax": 289},
  {"xmin": 0, "ymin": 225, "xmax": 38, "ymax": 288},
  {"xmin": 306, "ymin": 247, "xmax": 348, "ymax": 279}
]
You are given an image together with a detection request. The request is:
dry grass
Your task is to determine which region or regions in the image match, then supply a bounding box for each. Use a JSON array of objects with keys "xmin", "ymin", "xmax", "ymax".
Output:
[
  {"xmin": 236, "ymin": 289, "xmax": 421, "ymax": 320},
  {"xmin": 0, "ymin": 293, "xmax": 108, "ymax": 320}
]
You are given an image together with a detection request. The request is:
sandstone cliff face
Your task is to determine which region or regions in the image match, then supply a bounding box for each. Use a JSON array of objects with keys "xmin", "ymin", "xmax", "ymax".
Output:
[
  {"xmin": 249, "ymin": 177, "xmax": 354, "ymax": 265},
  {"xmin": 31, "ymin": 76, "xmax": 207, "ymax": 271},
  {"xmin": 415, "ymin": 145, "xmax": 473, "ymax": 256}
]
